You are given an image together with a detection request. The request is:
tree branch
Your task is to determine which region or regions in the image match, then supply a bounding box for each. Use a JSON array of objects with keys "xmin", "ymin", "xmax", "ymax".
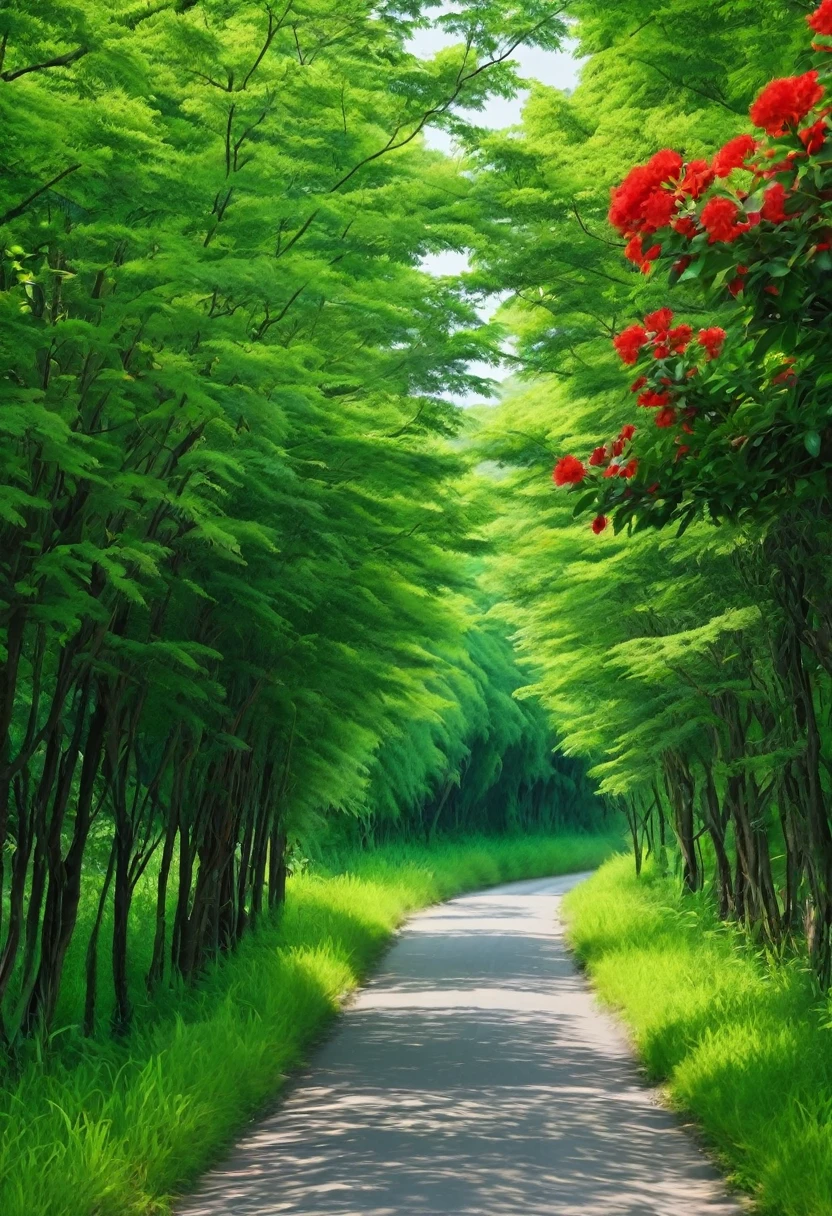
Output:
[
  {"xmin": 1, "ymin": 45, "xmax": 88, "ymax": 82},
  {"xmin": 629, "ymin": 56, "xmax": 744, "ymax": 115},
  {"xmin": 0, "ymin": 163, "xmax": 82, "ymax": 227},
  {"xmin": 2, "ymin": 0, "xmax": 203, "ymax": 82},
  {"xmin": 327, "ymin": 11, "xmax": 565, "ymax": 194}
]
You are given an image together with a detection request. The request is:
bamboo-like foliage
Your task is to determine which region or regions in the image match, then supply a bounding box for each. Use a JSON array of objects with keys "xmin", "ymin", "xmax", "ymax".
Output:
[{"xmin": 0, "ymin": 0, "xmax": 579, "ymax": 1044}]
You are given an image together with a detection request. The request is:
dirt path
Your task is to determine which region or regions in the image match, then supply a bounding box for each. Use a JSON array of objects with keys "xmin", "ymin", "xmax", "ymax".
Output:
[{"xmin": 178, "ymin": 873, "xmax": 742, "ymax": 1215}]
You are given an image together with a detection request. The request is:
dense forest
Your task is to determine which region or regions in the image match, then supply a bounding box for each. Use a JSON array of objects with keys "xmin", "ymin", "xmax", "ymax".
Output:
[{"xmin": 0, "ymin": 0, "xmax": 600, "ymax": 1047}]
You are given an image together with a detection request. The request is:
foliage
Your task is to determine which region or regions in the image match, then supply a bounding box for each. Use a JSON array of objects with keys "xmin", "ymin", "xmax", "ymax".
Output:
[
  {"xmin": 0, "ymin": 0, "xmax": 596, "ymax": 1047},
  {"xmin": 473, "ymin": 0, "xmax": 832, "ymax": 988}
]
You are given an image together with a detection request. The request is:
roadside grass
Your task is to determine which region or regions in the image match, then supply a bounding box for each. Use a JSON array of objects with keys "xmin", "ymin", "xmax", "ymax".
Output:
[
  {"xmin": 0, "ymin": 831, "xmax": 617, "ymax": 1216},
  {"xmin": 564, "ymin": 855, "xmax": 832, "ymax": 1216}
]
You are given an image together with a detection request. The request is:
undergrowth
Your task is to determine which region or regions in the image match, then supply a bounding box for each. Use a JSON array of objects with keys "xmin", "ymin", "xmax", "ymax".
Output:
[
  {"xmin": 0, "ymin": 832, "xmax": 616, "ymax": 1216},
  {"xmin": 564, "ymin": 855, "xmax": 832, "ymax": 1216}
]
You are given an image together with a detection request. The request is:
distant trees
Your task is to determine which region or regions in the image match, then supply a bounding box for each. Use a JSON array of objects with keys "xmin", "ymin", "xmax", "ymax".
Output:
[{"xmin": 0, "ymin": 0, "xmax": 576, "ymax": 1044}]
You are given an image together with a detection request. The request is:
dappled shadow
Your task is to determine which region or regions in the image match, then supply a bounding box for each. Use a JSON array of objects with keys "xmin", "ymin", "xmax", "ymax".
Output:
[{"xmin": 178, "ymin": 874, "xmax": 742, "ymax": 1216}]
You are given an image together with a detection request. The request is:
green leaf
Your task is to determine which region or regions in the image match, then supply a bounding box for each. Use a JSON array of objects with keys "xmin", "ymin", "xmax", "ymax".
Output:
[{"xmin": 804, "ymin": 431, "xmax": 822, "ymax": 458}]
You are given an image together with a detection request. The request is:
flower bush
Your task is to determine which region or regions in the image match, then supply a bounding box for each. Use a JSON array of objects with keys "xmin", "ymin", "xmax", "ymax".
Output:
[{"xmin": 554, "ymin": 2, "xmax": 832, "ymax": 534}]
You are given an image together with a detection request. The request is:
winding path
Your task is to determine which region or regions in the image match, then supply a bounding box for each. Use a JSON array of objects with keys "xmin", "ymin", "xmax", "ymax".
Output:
[{"xmin": 178, "ymin": 873, "xmax": 742, "ymax": 1215}]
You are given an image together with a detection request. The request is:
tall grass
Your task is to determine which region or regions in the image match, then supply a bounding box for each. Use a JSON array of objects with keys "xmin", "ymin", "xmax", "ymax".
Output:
[
  {"xmin": 0, "ymin": 832, "xmax": 617, "ymax": 1216},
  {"xmin": 564, "ymin": 855, "xmax": 832, "ymax": 1216}
]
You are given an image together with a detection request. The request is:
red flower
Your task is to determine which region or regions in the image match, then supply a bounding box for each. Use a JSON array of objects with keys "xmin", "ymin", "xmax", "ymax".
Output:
[
  {"xmin": 673, "ymin": 255, "xmax": 694, "ymax": 276},
  {"xmin": 620, "ymin": 459, "xmax": 639, "ymax": 479},
  {"xmin": 761, "ymin": 182, "xmax": 790, "ymax": 224},
  {"xmin": 680, "ymin": 159, "xmax": 715, "ymax": 199},
  {"xmin": 608, "ymin": 149, "xmax": 684, "ymax": 236},
  {"xmin": 589, "ymin": 445, "xmax": 607, "ymax": 467},
  {"xmin": 655, "ymin": 406, "xmax": 677, "ymax": 428},
  {"xmin": 673, "ymin": 216, "xmax": 699, "ymax": 239},
  {"xmin": 800, "ymin": 117, "xmax": 828, "ymax": 155},
  {"xmin": 697, "ymin": 327, "xmax": 726, "ymax": 360},
  {"xmin": 808, "ymin": 0, "xmax": 832, "ymax": 36},
  {"xmin": 700, "ymin": 197, "xmax": 749, "ymax": 244},
  {"xmin": 772, "ymin": 367, "xmax": 797, "ymax": 385},
  {"xmin": 750, "ymin": 71, "xmax": 825, "ymax": 136},
  {"xmin": 675, "ymin": 444, "xmax": 691, "ymax": 462},
  {"xmin": 619, "ymin": 424, "xmax": 636, "ymax": 441},
  {"xmin": 765, "ymin": 284, "xmax": 780, "ymax": 296},
  {"xmin": 641, "ymin": 190, "xmax": 677, "ymax": 232},
  {"xmin": 604, "ymin": 464, "xmax": 620, "ymax": 478},
  {"xmin": 641, "ymin": 245, "xmax": 662, "ymax": 273},
  {"xmin": 630, "ymin": 376, "xmax": 647, "ymax": 393},
  {"xmin": 644, "ymin": 307, "xmax": 674, "ymax": 333},
  {"xmin": 712, "ymin": 134, "xmax": 758, "ymax": 178},
  {"xmin": 638, "ymin": 389, "xmax": 672, "ymax": 409},
  {"xmin": 625, "ymin": 235, "xmax": 662, "ymax": 272},
  {"xmin": 553, "ymin": 456, "xmax": 586, "ymax": 486},
  {"xmin": 614, "ymin": 324, "xmax": 649, "ymax": 364},
  {"xmin": 591, "ymin": 515, "xmax": 609, "ymax": 535},
  {"xmin": 612, "ymin": 437, "xmax": 626, "ymax": 457},
  {"xmin": 624, "ymin": 235, "xmax": 644, "ymax": 264},
  {"xmin": 669, "ymin": 324, "xmax": 693, "ymax": 353},
  {"xmin": 653, "ymin": 344, "xmax": 671, "ymax": 360}
]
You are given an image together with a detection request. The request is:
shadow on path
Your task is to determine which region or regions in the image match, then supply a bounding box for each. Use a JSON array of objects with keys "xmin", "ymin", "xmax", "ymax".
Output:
[{"xmin": 178, "ymin": 872, "xmax": 742, "ymax": 1216}]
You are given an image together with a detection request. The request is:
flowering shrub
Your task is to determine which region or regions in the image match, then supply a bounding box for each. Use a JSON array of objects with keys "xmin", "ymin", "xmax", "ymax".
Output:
[{"xmin": 554, "ymin": 3, "xmax": 832, "ymax": 534}]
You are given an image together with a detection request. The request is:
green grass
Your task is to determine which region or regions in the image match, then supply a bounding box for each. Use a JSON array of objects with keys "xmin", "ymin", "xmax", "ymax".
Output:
[
  {"xmin": 564, "ymin": 855, "xmax": 832, "ymax": 1216},
  {"xmin": 0, "ymin": 832, "xmax": 617, "ymax": 1216}
]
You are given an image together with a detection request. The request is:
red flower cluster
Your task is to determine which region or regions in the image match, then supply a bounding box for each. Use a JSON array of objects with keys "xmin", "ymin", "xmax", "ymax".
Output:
[
  {"xmin": 801, "ymin": 116, "xmax": 829, "ymax": 154},
  {"xmin": 680, "ymin": 159, "xmax": 714, "ymax": 199},
  {"xmin": 565, "ymin": 13, "xmax": 832, "ymax": 536},
  {"xmin": 697, "ymin": 327, "xmax": 726, "ymax": 360},
  {"xmin": 624, "ymin": 235, "xmax": 662, "ymax": 273},
  {"xmin": 750, "ymin": 71, "xmax": 825, "ymax": 136},
  {"xmin": 553, "ymin": 455, "xmax": 586, "ymax": 487},
  {"xmin": 614, "ymin": 309, "xmax": 701, "ymax": 378},
  {"xmin": 608, "ymin": 149, "xmax": 683, "ymax": 237},
  {"xmin": 712, "ymin": 134, "xmax": 758, "ymax": 178},
  {"xmin": 553, "ymin": 423, "xmax": 639, "ymax": 511},
  {"xmin": 638, "ymin": 389, "xmax": 672, "ymax": 408},
  {"xmin": 700, "ymin": 197, "xmax": 755, "ymax": 244},
  {"xmin": 809, "ymin": 0, "xmax": 832, "ymax": 37},
  {"xmin": 761, "ymin": 182, "xmax": 790, "ymax": 224},
  {"xmin": 613, "ymin": 324, "xmax": 649, "ymax": 365}
]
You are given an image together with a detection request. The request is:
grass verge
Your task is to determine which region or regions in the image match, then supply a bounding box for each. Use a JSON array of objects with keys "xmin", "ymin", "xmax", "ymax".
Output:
[
  {"xmin": 0, "ymin": 832, "xmax": 616, "ymax": 1216},
  {"xmin": 564, "ymin": 855, "xmax": 832, "ymax": 1216}
]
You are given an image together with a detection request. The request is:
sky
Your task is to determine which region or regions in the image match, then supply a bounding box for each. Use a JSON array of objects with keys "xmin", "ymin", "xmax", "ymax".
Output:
[{"xmin": 408, "ymin": 20, "xmax": 583, "ymax": 400}]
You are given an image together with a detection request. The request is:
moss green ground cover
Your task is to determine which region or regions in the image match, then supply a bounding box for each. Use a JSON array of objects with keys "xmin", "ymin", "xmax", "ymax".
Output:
[
  {"xmin": 0, "ymin": 833, "xmax": 615, "ymax": 1216},
  {"xmin": 565, "ymin": 856, "xmax": 832, "ymax": 1216}
]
